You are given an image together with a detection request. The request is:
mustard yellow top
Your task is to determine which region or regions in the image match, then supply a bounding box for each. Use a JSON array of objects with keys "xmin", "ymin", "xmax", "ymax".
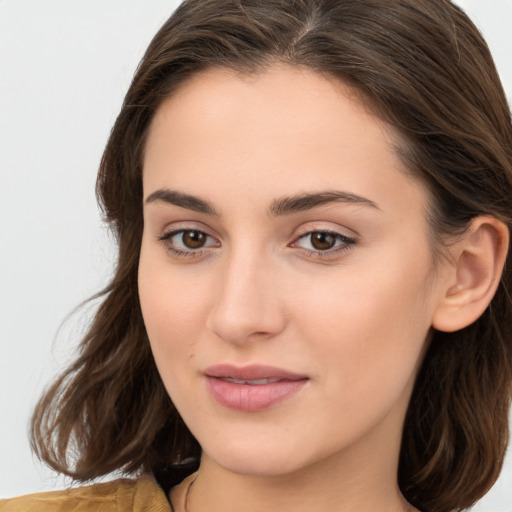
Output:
[{"xmin": 0, "ymin": 475, "xmax": 173, "ymax": 512}]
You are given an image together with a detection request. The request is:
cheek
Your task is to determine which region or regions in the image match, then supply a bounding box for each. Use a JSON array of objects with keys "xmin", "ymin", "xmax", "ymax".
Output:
[
  {"xmin": 138, "ymin": 250, "xmax": 214, "ymax": 373},
  {"xmin": 292, "ymin": 245, "xmax": 435, "ymax": 396}
]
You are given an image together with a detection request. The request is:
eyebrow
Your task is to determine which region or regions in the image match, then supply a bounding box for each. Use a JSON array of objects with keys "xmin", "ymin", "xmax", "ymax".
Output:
[
  {"xmin": 144, "ymin": 188, "xmax": 380, "ymax": 217},
  {"xmin": 145, "ymin": 189, "xmax": 220, "ymax": 216},
  {"xmin": 268, "ymin": 190, "xmax": 380, "ymax": 216}
]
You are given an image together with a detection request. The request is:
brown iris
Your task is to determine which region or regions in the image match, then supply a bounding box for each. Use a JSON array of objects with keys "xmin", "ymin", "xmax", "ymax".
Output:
[
  {"xmin": 182, "ymin": 230, "xmax": 206, "ymax": 249},
  {"xmin": 310, "ymin": 232, "xmax": 337, "ymax": 250}
]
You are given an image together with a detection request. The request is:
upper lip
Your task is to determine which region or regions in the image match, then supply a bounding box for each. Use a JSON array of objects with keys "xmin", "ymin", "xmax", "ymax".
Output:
[{"xmin": 204, "ymin": 364, "xmax": 308, "ymax": 381}]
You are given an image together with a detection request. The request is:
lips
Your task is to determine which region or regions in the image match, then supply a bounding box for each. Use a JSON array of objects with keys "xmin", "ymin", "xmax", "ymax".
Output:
[
  {"xmin": 220, "ymin": 377, "xmax": 282, "ymax": 385},
  {"xmin": 204, "ymin": 364, "xmax": 308, "ymax": 412}
]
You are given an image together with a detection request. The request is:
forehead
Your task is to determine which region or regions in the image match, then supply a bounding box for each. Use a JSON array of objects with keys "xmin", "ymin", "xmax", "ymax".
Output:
[
  {"xmin": 148, "ymin": 64, "xmax": 387, "ymax": 150},
  {"xmin": 143, "ymin": 64, "xmax": 427, "ymax": 221}
]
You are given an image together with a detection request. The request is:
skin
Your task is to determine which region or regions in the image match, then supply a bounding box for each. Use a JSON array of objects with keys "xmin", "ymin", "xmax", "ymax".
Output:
[{"xmin": 138, "ymin": 64, "xmax": 453, "ymax": 512}]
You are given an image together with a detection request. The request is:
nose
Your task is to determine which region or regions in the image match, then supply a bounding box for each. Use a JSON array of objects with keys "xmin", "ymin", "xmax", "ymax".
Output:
[{"xmin": 206, "ymin": 249, "xmax": 286, "ymax": 345}]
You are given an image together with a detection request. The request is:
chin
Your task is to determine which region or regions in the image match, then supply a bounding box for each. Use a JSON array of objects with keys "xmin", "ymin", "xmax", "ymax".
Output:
[
  {"xmin": 210, "ymin": 454, "xmax": 308, "ymax": 478},
  {"xmin": 200, "ymin": 441, "xmax": 291, "ymax": 475},
  {"xmin": 199, "ymin": 434, "xmax": 331, "ymax": 478}
]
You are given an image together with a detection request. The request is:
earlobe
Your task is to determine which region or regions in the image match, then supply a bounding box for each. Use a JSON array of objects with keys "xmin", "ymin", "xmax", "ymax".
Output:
[{"xmin": 432, "ymin": 216, "xmax": 509, "ymax": 333}]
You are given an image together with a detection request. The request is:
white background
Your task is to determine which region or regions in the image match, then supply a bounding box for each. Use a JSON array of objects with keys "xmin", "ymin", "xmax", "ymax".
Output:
[{"xmin": 0, "ymin": 0, "xmax": 511, "ymax": 509}]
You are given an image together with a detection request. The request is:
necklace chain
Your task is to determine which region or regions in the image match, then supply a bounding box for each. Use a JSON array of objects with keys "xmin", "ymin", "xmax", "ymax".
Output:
[
  {"xmin": 180, "ymin": 474, "xmax": 416, "ymax": 512},
  {"xmin": 183, "ymin": 474, "xmax": 198, "ymax": 512}
]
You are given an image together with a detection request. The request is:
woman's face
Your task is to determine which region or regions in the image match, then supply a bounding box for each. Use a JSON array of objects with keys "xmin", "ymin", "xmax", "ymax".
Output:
[{"xmin": 139, "ymin": 65, "xmax": 449, "ymax": 477}]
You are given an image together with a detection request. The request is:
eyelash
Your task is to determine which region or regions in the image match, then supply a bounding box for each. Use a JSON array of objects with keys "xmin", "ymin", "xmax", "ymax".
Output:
[
  {"xmin": 158, "ymin": 229, "xmax": 220, "ymax": 258},
  {"xmin": 291, "ymin": 230, "xmax": 357, "ymax": 258},
  {"xmin": 157, "ymin": 229, "xmax": 357, "ymax": 259}
]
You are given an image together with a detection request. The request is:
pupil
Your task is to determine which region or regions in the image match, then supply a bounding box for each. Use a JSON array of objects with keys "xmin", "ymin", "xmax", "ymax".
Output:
[
  {"xmin": 183, "ymin": 231, "xmax": 205, "ymax": 249},
  {"xmin": 311, "ymin": 232, "xmax": 335, "ymax": 250}
]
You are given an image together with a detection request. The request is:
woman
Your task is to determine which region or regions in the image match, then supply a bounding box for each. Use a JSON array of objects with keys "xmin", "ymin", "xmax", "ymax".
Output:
[{"xmin": 2, "ymin": 0, "xmax": 511, "ymax": 511}]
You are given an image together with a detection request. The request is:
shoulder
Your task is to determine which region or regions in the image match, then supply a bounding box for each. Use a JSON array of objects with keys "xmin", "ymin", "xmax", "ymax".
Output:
[{"xmin": 0, "ymin": 475, "xmax": 172, "ymax": 512}]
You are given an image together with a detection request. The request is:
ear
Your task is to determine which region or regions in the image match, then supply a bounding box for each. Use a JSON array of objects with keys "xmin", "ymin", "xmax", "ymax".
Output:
[{"xmin": 432, "ymin": 216, "xmax": 509, "ymax": 333}]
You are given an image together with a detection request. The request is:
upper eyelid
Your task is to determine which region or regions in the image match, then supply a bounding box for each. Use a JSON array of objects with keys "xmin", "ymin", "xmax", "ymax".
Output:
[
  {"xmin": 291, "ymin": 231, "xmax": 356, "ymax": 248},
  {"xmin": 158, "ymin": 225, "xmax": 353, "ymax": 238},
  {"xmin": 159, "ymin": 228, "xmax": 355, "ymax": 253},
  {"xmin": 296, "ymin": 228, "xmax": 353, "ymax": 238},
  {"xmin": 293, "ymin": 222, "xmax": 358, "ymax": 241},
  {"xmin": 156, "ymin": 222, "xmax": 357, "ymax": 248},
  {"xmin": 158, "ymin": 222, "xmax": 218, "ymax": 239},
  {"xmin": 159, "ymin": 228, "xmax": 219, "ymax": 244},
  {"xmin": 161, "ymin": 227, "xmax": 212, "ymax": 237}
]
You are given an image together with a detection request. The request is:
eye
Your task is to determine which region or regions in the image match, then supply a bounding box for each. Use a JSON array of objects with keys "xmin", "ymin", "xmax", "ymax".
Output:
[
  {"xmin": 291, "ymin": 230, "xmax": 356, "ymax": 256},
  {"xmin": 158, "ymin": 229, "xmax": 219, "ymax": 257}
]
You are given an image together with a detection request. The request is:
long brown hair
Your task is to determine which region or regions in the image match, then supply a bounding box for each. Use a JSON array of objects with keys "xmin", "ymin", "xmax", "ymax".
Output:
[{"xmin": 31, "ymin": 1, "xmax": 512, "ymax": 511}]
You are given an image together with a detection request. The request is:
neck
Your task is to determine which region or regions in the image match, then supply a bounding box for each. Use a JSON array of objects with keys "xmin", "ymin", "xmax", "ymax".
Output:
[
  {"xmin": 173, "ymin": 426, "xmax": 416, "ymax": 512},
  {"xmin": 187, "ymin": 460, "xmax": 412, "ymax": 512}
]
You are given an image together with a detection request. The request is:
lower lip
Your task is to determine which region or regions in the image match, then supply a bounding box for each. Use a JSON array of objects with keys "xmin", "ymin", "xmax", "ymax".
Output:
[{"xmin": 206, "ymin": 377, "xmax": 307, "ymax": 412}]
